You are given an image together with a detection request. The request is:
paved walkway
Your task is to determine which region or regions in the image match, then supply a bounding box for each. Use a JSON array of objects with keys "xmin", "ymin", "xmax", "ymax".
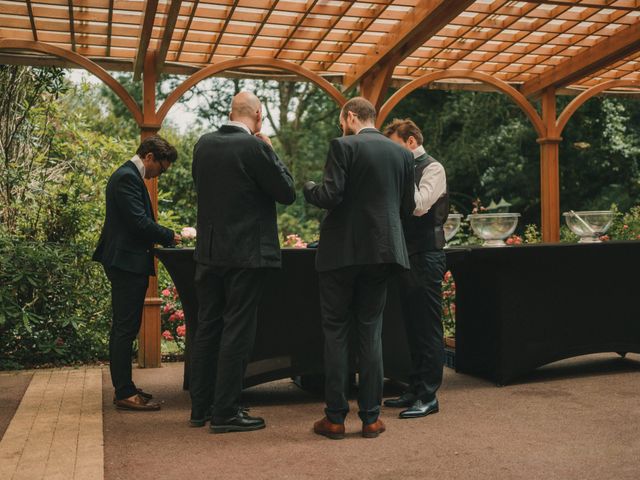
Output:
[
  {"xmin": 0, "ymin": 368, "xmax": 103, "ymax": 480},
  {"xmin": 1, "ymin": 354, "xmax": 639, "ymax": 479}
]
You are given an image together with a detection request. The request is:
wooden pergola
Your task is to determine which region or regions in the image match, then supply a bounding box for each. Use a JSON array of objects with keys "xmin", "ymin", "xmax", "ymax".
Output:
[{"xmin": 1, "ymin": 0, "xmax": 639, "ymax": 367}]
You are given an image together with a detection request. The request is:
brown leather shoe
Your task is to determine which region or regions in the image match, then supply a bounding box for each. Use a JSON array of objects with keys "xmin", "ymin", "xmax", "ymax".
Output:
[
  {"xmin": 113, "ymin": 389, "xmax": 152, "ymax": 404},
  {"xmin": 313, "ymin": 417, "xmax": 345, "ymax": 440},
  {"xmin": 362, "ymin": 419, "xmax": 386, "ymax": 438},
  {"xmin": 115, "ymin": 394, "xmax": 161, "ymax": 411}
]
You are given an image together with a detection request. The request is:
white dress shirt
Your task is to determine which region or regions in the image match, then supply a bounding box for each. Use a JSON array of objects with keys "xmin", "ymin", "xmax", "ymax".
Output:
[
  {"xmin": 225, "ymin": 120, "xmax": 252, "ymax": 134},
  {"xmin": 412, "ymin": 145, "xmax": 447, "ymax": 217},
  {"xmin": 130, "ymin": 154, "xmax": 145, "ymax": 179}
]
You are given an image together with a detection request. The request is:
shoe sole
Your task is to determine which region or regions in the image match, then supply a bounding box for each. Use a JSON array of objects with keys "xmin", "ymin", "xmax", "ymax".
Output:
[
  {"xmin": 399, "ymin": 407, "xmax": 439, "ymax": 419},
  {"xmin": 314, "ymin": 431, "xmax": 345, "ymax": 440},
  {"xmin": 210, "ymin": 423, "xmax": 266, "ymax": 434},
  {"xmin": 189, "ymin": 419, "xmax": 209, "ymax": 427}
]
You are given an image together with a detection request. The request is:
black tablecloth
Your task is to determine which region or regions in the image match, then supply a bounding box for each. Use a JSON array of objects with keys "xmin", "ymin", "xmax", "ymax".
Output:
[
  {"xmin": 156, "ymin": 242, "xmax": 640, "ymax": 388},
  {"xmin": 448, "ymin": 241, "xmax": 640, "ymax": 384}
]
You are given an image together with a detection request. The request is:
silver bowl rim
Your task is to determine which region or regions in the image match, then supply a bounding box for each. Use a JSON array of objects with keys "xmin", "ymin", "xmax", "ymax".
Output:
[
  {"xmin": 467, "ymin": 212, "xmax": 521, "ymax": 219},
  {"xmin": 446, "ymin": 213, "xmax": 463, "ymax": 219},
  {"xmin": 562, "ymin": 210, "xmax": 614, "ymax": 216}
]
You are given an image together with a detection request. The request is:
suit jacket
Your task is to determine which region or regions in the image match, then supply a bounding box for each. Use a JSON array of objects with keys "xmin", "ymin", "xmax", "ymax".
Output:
[
  {"xmin": 192, "ymin": 125, "xmax": 296, "ymax": 268},
  {"xmin": 93, "ymin": 160, "xmax": 174, "ymax": 276},
  {"xmin": 304, "ymin": 128, "xmax": 415, "ymax": 272}
]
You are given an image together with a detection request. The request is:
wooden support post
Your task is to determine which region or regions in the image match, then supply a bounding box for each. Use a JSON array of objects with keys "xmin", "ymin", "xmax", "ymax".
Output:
[
  {"xmin": 359, "ymin": 59, "xmax": 397, "ymax": 112},
  {"xmin": 138, "ymin": 50, "xmax": 162, "ymax": 368},
  {"xmin": 537, "ymin": 88, "xmax": 562, "ymax": 243}
]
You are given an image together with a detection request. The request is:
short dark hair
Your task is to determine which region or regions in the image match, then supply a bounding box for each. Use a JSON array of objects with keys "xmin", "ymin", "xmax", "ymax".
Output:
[
  {"xmin": 341, "ymin": 97, "xmax": 377, "ymax": 124},
  {"xmin": 136, "ymin": 135, "xmax": 178, "ymax": 164},
  {"xmin": 383, "ymin": 118, "xmax": 424, "ymax": 146}
]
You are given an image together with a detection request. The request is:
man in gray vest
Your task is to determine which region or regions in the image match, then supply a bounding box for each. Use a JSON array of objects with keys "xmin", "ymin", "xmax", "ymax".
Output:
[{"xmin": 383, "ymin": 118, "xmax": 449, "ymax": 419}]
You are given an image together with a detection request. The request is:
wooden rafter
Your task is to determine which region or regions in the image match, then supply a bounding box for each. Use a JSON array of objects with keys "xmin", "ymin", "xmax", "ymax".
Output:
[
  {"xmin": 526, "ymin": 0, "xmax": 640, "ymax": 11},
  {"xmin": 297, "ymin": 1, "xmax": 356, "ymax": 66},
  {"xmin": 156, "ymin": 0, "xmax": 183, "ymax": 72},
  {"xmin": 175, "ymin": 0, "xmax": 199, "ymax": 62},
  {"xmin": 133, "ymin": 0, "xmax": 160, "ymax": 81},
  {"xmin": 240, "ymin": 0, "xmax": 281, "ymax": 57},
  {"xmin": 274, "ymin": 0, "xmax": 321, "ymax": 59},
  {"xmin": 343, "ymin": 0, "xmax": 475, "ymax": 90},
  {"xmin": 25, "ymin": 0, "xmax": 38, "ymax": 42},
  {"xmin": 106, "ymin": 0, "xmax": 114, "ymax": 57},
  {"xmin": 206, "ymin": 0, "xmax": 240, "ymax": 64},
  {"xmin": 321, "ymin": 0, "xmax": 395, "ymax": 73},
  {"xmin": 67, "ymin": 0, "xmax": 76, "ymax": 52},
  {"xmin": 521, "ymin": 21, "xmax": 640, "ymax": 97}
]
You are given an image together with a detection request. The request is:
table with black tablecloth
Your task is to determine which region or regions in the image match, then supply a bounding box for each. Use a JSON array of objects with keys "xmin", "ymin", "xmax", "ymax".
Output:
[{"xmin": 156, "ymin": 242, "xmax": 640, "ymax": 388}]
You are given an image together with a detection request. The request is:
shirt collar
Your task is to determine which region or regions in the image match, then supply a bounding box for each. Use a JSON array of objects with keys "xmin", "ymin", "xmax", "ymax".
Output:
[
  {"xmin": 225, "ymin": 120, "xmax": 252, "ymax": 135},
  {"xmin": 412, "ymin": 145, "xmax": 426, "ymax": 159},
  {"xmin": 356, "ymin": 126, "xmax": 378, "ymax": 135},
  {"xmin": 131, "ymin": 154, "xmax": 145, "ymax": 178}
]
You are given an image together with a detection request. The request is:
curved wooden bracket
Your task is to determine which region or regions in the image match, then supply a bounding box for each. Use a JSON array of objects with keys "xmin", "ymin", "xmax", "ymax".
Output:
[
  {"xmin": 156, "ymin": 57, "xmax": 347, "ymax": 124},
  {"xmin": 0, "ymin": 38, "xmax": 143, "ymax": 126},
  {"xmin": 377, "ymin": 69, "xmax": 545, "ymax": 138},
  {"xmin": 556, "ymin": 80, "xmax": 640, "ymax": 136}
]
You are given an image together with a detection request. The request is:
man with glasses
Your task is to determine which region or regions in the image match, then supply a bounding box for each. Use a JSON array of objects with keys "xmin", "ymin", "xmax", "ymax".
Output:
[{"xmin": 94, "ymin": 134, "xmax": 181, "ymax": 411}]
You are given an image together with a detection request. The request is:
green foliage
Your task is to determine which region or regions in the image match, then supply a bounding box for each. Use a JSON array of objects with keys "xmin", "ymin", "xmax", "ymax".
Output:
[{"xmin": 0, "ymin": 234, "xmax": 111, "ymax": 369}]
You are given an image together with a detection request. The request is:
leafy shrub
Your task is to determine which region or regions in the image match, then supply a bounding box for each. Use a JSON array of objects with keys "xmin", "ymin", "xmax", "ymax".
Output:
[{"xmin": 0, "ymin": 234, "xmax": 111, "ymax": 369}]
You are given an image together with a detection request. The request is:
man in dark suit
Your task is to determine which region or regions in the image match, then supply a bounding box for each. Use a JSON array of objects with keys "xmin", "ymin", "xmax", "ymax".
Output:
[
  {"xmin": 93, "ymin": 135, "xmax": 180, "ymax": 411},
  {"xmin": 189, "ymin": 92, "xmax": 296, "ymax": 433},
  {"xmin": 304, "ymin": 97, "xmax": 415, "ymax": 439},
  {"xmin": 383, "ymin": 118, "xmax": 449, "ymax": 419}
]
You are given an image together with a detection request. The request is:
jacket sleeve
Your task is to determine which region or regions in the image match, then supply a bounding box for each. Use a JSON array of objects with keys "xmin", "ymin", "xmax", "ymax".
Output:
[
  {"xmin": 303, "ymin": 139, "xmax": 347, "ymax": 210},
  {"xmin": 114, "ymin": 173, "xmax": 175, "ymax": 247},
  {"xmin": 401, "ymin": 153, "xmax": 416, "ymax": 220},
  {"xmin": 250, "ymin": 142, "xmax": 296, "ymax": 205}
]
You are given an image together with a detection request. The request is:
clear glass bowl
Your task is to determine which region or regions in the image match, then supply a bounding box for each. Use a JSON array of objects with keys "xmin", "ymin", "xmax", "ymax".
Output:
[
  {"xmin": 444, "ymin": 214, "xmax": 463, "ymax": 242},
  {"xmin": 563, "ymin": 210, "xmax": 614, "ymax": 243},
  {"xmin": 467, "ymin": 213, "xmax": 521, "ymax": 247}
]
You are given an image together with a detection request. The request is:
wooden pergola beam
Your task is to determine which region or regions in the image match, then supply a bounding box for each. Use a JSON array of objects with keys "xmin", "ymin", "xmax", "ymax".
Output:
[
  {"xmin": 156, "ymin": 0, "xmax": 183, "ymax": 72},
  {"xmin": 133, "ymin": 0, "xmax": 159, "ymax": 81},
  {"xmin": 175, "ymin": 0, "xmax": 199, "ymax": 62},
  {"xmin": 521, "ymin": 22, "xmax": 640, "ymax": 98},
  {"xmin": 343, "ymin": 0, "xmax": 475, "ymax": 91},
  {"xmin": 526, "ymin": 0, "xmax": 640, "ymax": 11},
  {"xmin": 106, "ymin": 0, "xmax": 114, "ymax": 57},
  {"xmin": 26, "ymin": 0, "xmax": 38, "ymax": 41},
  {"xmin": 67, "ymin": 0, "xmax": 76, "ymax": 52},
  {"xmin": 206, "ymin": 0, "xmax": 240, "ymax": 64}
]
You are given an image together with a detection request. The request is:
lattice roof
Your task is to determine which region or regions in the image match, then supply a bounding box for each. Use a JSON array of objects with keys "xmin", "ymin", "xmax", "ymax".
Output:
[{"xmin": 1, "ymin": 0, "xmax": 639, "ymax": 95}]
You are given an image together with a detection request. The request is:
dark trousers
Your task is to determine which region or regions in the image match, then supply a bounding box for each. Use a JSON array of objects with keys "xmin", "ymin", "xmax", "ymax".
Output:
[
  {"xmin": 319, "ymin": 264, "xmax": 391, "ymax": 425},
  {"xmin": 104, "ymin": 266, "xmax": 149, "ymax": 400},
  {"xmin": 189, "ymin": 264, "xmax": 267, "ymax": 418},
  {"xmin": 398, "ymin": 250, "xmax": 447, "ymax": 401}
]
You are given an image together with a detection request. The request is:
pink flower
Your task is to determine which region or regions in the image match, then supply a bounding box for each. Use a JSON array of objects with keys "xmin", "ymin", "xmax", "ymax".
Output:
[
  {"xmin": 176, "ymin": 325, "xmax": 186, "ymax": 337},
  {"xmin": 162, "ymin": 330, "xmax": 174, "ymax": 341},
  {"xmin": 181, "ymin": 227, "xmax": 197, "ymax": 239},
  {"xmin": 169, "ymin": 313, "xmax": 178, "ymax": 322},
  {"xmin": 623, "ymin": 224, "xmax": 629, "ymax": 229},
  {"xmin": 599, "ymin": 235, "xmax": 610, "ymax": 242},
  {"xmin": 176, "ymin": 310, "xmax": 185, "ymax": 321},
  {"xmin": 163, "ymin": 304, "xmax": 174, "ymax": 314},
  {"xmin": 444, "ymin": 271, "xmax": 452, "ymax": 282},
  {"xmin": 161, "ymin": 289, "xmax": 171, "ymax": 297}
]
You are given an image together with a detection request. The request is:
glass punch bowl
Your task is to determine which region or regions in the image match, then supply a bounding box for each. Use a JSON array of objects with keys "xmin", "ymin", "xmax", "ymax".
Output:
[
  {"xmin": 467, "ymin": 213, "xmax": 521, "ymax": 247},
  {"xmin": 563, "ymin": 210, "xmax": 614, "ymax": 243},
  {"xmin": 444, "ymin": 214, "xmax": 463, "ymax": 242}
]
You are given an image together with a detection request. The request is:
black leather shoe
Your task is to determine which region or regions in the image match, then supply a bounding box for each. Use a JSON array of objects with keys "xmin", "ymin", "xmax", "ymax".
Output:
[
  {"xmin": 384, "ymin": 392, "xmax": 417, "ymax": 408},
  {"xmin": 190, "ymin": 406, "xmax": 212, "ymax": 427},
  {"xmin": 399, "ymin": 398, "xmax": 439, "ymax": 419},
  {"xmin": 210, "ymin": 409, "xmax": 266, "ymax": 434}
]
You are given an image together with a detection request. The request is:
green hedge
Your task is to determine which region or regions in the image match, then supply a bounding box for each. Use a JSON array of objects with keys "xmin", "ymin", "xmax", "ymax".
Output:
[{"xmin": 0, "ymin": 235, "xmax": 111, "ymax": 369}]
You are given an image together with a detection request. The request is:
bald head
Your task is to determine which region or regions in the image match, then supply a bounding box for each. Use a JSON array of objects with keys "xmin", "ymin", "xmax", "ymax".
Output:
[{"xmin": 231, "ymin": 91, "xmax": 261, "ymax": 119}]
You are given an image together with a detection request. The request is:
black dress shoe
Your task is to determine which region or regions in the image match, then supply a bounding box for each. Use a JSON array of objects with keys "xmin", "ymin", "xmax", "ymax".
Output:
[
  {"xmin": 210, "ymin": 409, "xmax": 266, "ymax": 434},
  {"xmin": 384, "ymin": 392, "xmax": 417, "ymax": 408},
  {"xmin": 399, "ymin": 398, "xmax": 439, "ymax": 419},
  {"xmin": 190, "ymin": 406, "xmax": 212, "ymax": 427}
]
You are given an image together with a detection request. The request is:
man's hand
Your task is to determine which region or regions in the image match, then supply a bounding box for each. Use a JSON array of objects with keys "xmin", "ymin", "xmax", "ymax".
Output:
[
  {"xmin": 174, "ymin": 233, "xmax": 182, "ymax": 245},
  {"xmin": 255, "ymin": 132, "xmax": 273, "ymax": 147},
  {"xmin": 303, "ymin": 181, "xmax": 316, "ymax": 192}
]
